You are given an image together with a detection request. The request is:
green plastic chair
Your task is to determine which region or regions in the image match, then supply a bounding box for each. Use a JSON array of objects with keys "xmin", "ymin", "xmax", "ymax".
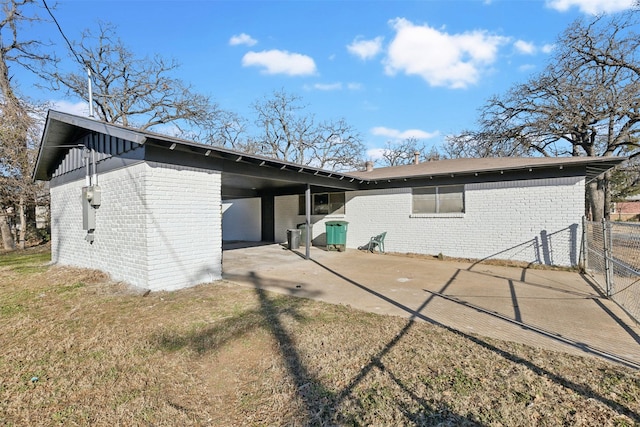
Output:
[{"xmin": 367, "ymin": 232, "xmax": 386, "ymax": 253}]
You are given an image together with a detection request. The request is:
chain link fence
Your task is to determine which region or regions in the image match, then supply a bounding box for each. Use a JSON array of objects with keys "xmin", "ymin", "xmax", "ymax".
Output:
[{"xmin": 583, "ymin": 218, "xmax": 640, "ymax": 324}]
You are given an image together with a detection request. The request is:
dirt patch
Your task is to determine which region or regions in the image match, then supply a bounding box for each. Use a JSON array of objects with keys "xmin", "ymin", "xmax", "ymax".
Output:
[{"xmin": 1, "ymin": 250, "xmax": 639, "ymax": 426}]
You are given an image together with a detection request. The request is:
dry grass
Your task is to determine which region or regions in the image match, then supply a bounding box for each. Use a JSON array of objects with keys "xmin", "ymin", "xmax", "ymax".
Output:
[{"xmin": 1, "ymin": 246, "xmax": 639, "ymax": 426}]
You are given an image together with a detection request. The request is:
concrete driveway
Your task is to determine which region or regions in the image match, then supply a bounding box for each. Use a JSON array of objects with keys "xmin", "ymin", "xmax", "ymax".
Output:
[{"xmin": 222, "ymin": 243, "xmax": 640, "ymax": 369}]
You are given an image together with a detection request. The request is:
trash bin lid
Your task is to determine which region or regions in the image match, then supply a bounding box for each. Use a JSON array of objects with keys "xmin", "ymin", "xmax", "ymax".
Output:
[{"xmin": 326, "ymin": 221, "xmax": 349, "ymax": 226}]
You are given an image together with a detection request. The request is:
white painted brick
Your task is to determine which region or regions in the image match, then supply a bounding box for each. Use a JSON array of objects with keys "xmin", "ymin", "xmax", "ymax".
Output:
[
  {"xmin": 51, "ymin": 162, "xmax": 222, "ymax": 291},
  {"xmin": 274, "ymin": 177, "xmax": 584, "ymax": 267}
]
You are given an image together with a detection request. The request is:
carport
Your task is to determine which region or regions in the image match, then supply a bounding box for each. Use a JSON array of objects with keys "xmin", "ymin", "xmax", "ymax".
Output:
[{"xmin": 219, "ymin": 155, "xmax": 359, "ymax": 258}]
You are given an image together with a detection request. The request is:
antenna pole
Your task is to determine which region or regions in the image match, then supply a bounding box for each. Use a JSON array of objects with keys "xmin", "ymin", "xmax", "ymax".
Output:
[{"xmin": 87, "ymin": 67, "xmax": 95, "ymax": 118}]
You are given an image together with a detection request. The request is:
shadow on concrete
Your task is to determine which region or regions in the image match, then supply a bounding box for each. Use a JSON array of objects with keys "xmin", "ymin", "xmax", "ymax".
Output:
[
  {"xmin": 592, "ymin": 297, "xmax": 640, "ymax": 346},
  {"xmin": 422, "ymin": 287, "xmax": 639, "ymax": 369},
  {"xmin": 462, "ymin": 259, "xmax": 640, "ymax": 351},
  {"xmin": 307, "ymin": 257, "xmax": 640, "ymax": 421},
  {"xmin": 288, "ymin": 246, "xmax": 640, "ymax": 367},
  {"xmin": 467, "ymin": 265, "xmax": 597, "ymax": 298},
  {"xmin": 222, "ymin": 240, "xmax": 275, "ymax": 251}
]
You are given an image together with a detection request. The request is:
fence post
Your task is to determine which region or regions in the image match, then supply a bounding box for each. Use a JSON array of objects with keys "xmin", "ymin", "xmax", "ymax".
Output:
[
  {"xmin": 602, "ymin": 218, "xmax": 613, "ymax": 297},
  {"xmin": 581, "ymin": 216, "xmax": 588, "ymax": 271}
]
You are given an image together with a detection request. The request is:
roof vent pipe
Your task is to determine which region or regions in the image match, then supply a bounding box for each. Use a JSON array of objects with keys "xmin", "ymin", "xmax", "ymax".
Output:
[
  {"xmin": 365, "ymin": 161, "xmax": 374, "ymax": 172},
  {"xmin": 414, "ymin": 151, "xmax": 420, "ymax": 165}
]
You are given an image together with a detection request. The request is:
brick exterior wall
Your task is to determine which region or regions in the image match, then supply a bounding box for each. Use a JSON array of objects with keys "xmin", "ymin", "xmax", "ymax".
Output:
[
  {"xmin": 275, "ymin": 176, "xmax": 584, "ymax": 267},
  {"xmin": 51, "ymin": 162, "xmax": 222, "ymax": 291},
  {"xmin": 222, "ymin": 198, "xmax": 262, "ymax": 241}
]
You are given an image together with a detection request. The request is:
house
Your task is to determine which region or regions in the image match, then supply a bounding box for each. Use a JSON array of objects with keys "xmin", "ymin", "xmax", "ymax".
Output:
[
  {"xmin": 612, "ymin": 195, "xmax": 640, "ymax": 221},
  {"xmin": 34, "ymin": 111, "xmax": 625, "ymax": 291}
]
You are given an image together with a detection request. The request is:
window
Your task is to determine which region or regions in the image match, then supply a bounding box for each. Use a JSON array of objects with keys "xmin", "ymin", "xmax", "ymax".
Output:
[
  {"xmin": 298, "ymin": 192, "xmax": 345, "ymax": 215},
  {"xmin": 412, "ymin": 185, "xmax": 464, "ymax": 214}
]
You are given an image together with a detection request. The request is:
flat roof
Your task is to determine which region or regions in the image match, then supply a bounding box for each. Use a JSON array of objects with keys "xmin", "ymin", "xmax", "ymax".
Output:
[
  {"xmin": 351, "ymin": 156, "xmax": 626, "ymax": 183},
  {"xmin": 35, "ymin": 111, "xmax": 626, "ymax": 191}
]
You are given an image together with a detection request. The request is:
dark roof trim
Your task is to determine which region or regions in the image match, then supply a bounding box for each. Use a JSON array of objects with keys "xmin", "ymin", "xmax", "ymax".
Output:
[
  {"xmin": 148, "ymin": 135, "xmax": 354, "ymax": 182},
  {"xmin": 33, "ymin": 111, "xmax": 358, "ymax": 184},
  {"xmin": 34, "ymin": 110, "xmax": 626, "ymax": 186},
  {"xmin": 34, "ymin": 111, "xmax": 148, "ymax": 180},
  {"xmin": 350, "ymin": 156, "xmax": 627, "ymax": 184}
]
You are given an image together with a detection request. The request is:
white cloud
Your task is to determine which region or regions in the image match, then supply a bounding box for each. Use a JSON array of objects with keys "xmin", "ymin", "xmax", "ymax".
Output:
[
  {"xmin": 546, "ymin": 0, "xmax": 636, "ymax": 14},
  {"xmin": 514, "ymin": 40, "xmax": 536, "ymax": 55},
  {"xmin": 513, "ymin": 40, "xmax": 555, "ymax": 56},
  {"xmin": 229, "ymin": 33, "xmax": 257, "ymax": 46},
  {"xmin": 310, "ymin": 82, "xmax": 342, "ymax": 91},
  {"xmin": 366, "ymin": 148, "xmax": 386, "ymax": 160},
  {"xmin": 50, "ymin": 100, "xmax": 90, "ymax": 116},
  {"xmin": 242, "ymin": 50, "xmax": 317, "ymax": 76},
  {"xmin": 347, "ymin": 36, "xmax": 384, "ymax": 60},
  {"xmin": 384, "ymin": 18, "xmax": 508, "ymax": 89},
  {"xmin": 518, "ymin": 64, "xmax": 536, "ymax": 72},
  {"xmin": 304, "ymin": 82, "xmax": 363, "ymax": 91},
  {"xmin": 372, "ymin": 126, "xmax": 439, "ymax": 140}
]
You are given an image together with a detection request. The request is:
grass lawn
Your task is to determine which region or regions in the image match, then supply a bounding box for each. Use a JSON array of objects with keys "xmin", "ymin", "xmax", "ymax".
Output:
[{"xmin": 1, "ymin": 246, "xmax": 639, "ymax": 426}]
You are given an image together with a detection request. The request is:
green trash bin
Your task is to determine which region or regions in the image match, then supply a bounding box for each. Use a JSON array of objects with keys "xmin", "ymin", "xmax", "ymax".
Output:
[{"xmin": 325, "ymin": 221, "xmax": 349, "ymax": 252}]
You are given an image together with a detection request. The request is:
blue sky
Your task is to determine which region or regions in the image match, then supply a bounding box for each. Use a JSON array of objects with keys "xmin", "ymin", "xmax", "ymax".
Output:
[{"xmin": 21, "ymin": 0, "xmax": 638, "ymax": 160}]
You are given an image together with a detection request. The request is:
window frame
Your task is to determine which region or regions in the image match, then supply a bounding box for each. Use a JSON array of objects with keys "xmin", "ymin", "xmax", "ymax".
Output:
[
  {"xmin": 298, "ymin": 192, "xmax": 346, "ymax": 215},
  {"xmin": 411, "ymin": 184, "xmax": 465, "ymax": 215}
]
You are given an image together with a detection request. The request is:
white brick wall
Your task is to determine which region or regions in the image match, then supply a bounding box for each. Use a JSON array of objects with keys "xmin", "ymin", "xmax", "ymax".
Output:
[
  {"xmin": 222, "ymin": 198, "xmax": 261, "ymax": 241},
  {"xmin": 274, "ymin": 195, "xmax": 300, "ymax": 243},
  {"xmin": 51, "ymin": 162, "xmax": 149, "ymax": 286},
  {"xmin": 275, "ymin": 176, "xmax": 584, "ymax": 266},
  {"xmin": 144, "ymin": 163, "xmax": 222, "ymax": 291},
  {"xmin": 274, "ymin": 196, "xmax": 347, "ymax": 246},
  {"xmin": 51, "ymin": 162, "xmax": 222, "ymax": 291}
]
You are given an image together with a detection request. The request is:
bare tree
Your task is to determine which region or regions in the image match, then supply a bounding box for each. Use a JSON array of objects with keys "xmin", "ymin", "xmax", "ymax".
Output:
[
  {"xmin": 195, "ymin": 108, "xmax": 265, "ymax": 154},
  {"xmin": 252, "ymin": 90, "xmax": 313, "ymax": 163},
  {"xmin": 0, "ymin": 0, "xmax": 54, "ymax": 249},
  {"xmin": 308, "ymin": 118, "xmax": 364, "ymax": 171},
  {"xmin": 446, "ymin": 13, "xmax": 640, "ymax": 221},
  {"xmin": 378, "ymin": 137, "xmax": 426, "ymax": 166},
  {"xmin": 46, "ymin": 22, "xmax": 219, "ymax": 134},
  {"xmin": 252, "ymin": 89, "xmax": 364, "ymax": 170},
  {"xmin": 444, "ymin": 129, "xmax": 536, "ymax": 158}
]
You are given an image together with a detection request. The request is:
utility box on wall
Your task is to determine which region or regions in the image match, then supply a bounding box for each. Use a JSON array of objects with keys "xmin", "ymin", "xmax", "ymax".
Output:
[{"xmin": 82, "ymin": 185, "xmax": 101, "ymax": 231}]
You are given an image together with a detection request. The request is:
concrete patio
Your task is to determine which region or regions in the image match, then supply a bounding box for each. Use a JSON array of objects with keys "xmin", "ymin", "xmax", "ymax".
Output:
[{"xmin": 222, "ymin": 243, "xmax": 640, "ymax": 369}]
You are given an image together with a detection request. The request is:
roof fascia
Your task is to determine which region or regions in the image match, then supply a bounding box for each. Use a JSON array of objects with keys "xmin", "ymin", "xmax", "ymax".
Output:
[{"xmin": 47, "ymin": 111, "xmax": 148, "ymax": 145}]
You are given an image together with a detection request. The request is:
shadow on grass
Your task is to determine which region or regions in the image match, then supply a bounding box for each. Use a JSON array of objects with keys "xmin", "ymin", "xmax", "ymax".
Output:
[
  {"xmin": 155, "ymin": 269, "xmax": 479, "ymax": 425},
  {"xmin": 309, "ymin": 258, "xmax": 640, "ymax": 423},
  {"xmin": 153, "ymin": 275, "xmax": 311, "ymax": 355},
  {"xmin": 156, "ymin": 246, "xmax": 639, "ymax": 424},
  {"xmin": 245, "ymin": 270, "xmax": 482, "ymax": 425}
]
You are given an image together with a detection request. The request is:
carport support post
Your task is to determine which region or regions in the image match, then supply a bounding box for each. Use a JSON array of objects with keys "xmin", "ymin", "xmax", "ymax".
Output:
[
  {"xmin": 581, "ymin": 216, "xmax": 588, "ymax": 270},
  {"xmin": 602, "ymin": 218, "xmax": 613, "ymax": 297},
  {"xmin": 305, "ymin": 184, "xmax": 311, "ymax": 260}
]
